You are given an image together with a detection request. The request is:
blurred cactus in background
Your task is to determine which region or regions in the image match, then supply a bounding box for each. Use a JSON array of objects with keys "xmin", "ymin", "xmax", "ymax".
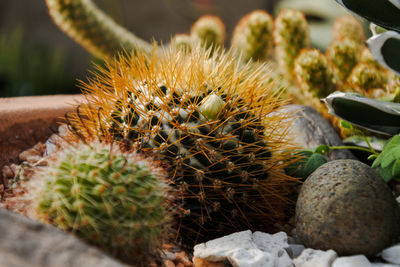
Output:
[
  {"xmin": 190, "ymin": 15, "xmax": 226, "ymax": 50},
  {"xmin": 0, "ymin": 25, "xmax": 76, "ymax": 97},
  {"xmin": 231, "ymin": 10, "xmax": 274, "ymax": 61},
  {"xmin": 325, "ymin": 38, "xmax": 362, "ymax": 84},
  {"xmin": 273, "ymin": 9, "xmax": 310, "ymax": 81},
  {"xmin": 332, "ymin": 14, "xmax": 365, "ymax": 44},
  {"xmin": 294, "ymin": 48, "xmax": 336, "ymax": 98},
  {"xmin": 45, "ymin": 0, "xmax": 152, "ymax": 60}
]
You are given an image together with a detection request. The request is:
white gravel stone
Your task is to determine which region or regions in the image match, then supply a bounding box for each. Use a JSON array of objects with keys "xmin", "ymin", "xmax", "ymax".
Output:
[
  {"xmin": 287, "ymin": 244, "xmax": 306, "ymax": 258},
  {"xmin": 332, "ymin": 255, "xmax": 372, "ymax": 267},
  {"xmin": 381, "ymin": 244, "xmax": 400, "ymax": 265},
  {"xmin": 293, "ymin": 248, "xmax": 337, "ymax": 267},
  {"xmin": 193, "ymin": 230, "xmax": 256, "ymax": 262},
  {"xmin": 371, "ymin": 263, "xmax": 400, "ymax": 267},
  {"xmin": 193, "ymin": 230, "xmax": 293, "ymax": 267},
  {"xmin": 229, "ymin": 248, "xmax": 276, "ymax": 267}
]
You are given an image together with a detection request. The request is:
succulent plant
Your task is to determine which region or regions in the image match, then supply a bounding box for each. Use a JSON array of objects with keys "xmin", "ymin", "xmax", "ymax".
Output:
[
  {"xmin": 231, "ymin": 10, "xmax": 274, "ymax": 61},
  {"xmin": 45, "ymin": 0, "xmax": 152, "ymax": 60},
  {"xmin": 332, "ymin": 14, "xmax": 366, "ymax": 44},
  {"xmin": 190, "ymin": 15, "xmax": 226, "ymax": 51},
  {"xmin": 325, "ymin": 38, "xmax": 362, "ymax": 84},
  {"xmin": 294, "ymin": 48, "xmax": 337, "ymax": 98},
  {"xmin": 334, "ymin": 0, "xmax": 400, "ymax": 76},
  {"xmin": 273, "ymin": 9, "xmax": 311, "ymax": 80},
  {"xmin": 30, "ymin": 140, "xmax": 171, "ymax": 265},
  {"xmin": 66, "ymin": 46, "xmax": 300, "ymax": 245}
]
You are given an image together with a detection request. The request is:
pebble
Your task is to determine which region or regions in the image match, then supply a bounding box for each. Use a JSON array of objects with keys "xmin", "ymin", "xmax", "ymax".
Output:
[
  {"xmin": 193, "ymin": 230, "xmax": 293, "ymax": 267},
  {"xmin": 287, "ymin": 244, "xmax": 306, "ymax": 258},
  {"xmin": 296, "ymin": 160, "xmax": 400, "ymax": 256},
  {"xmin": 381, "ymin": 244, "xmax": 400, "ymax": 265},
  {"xmin": 293, "ymin": 248, "xmax": 337, "ymax": 267},
  {"xmin": 332, "ymin": 255, "xmax": 372, "ymax": 267},
  {"xmin": 371, "ymin": 263, "xmax": 400, "ymax": 267}
]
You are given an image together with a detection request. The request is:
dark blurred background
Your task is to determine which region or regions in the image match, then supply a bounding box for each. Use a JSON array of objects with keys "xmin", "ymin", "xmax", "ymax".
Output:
[{"xmin": 0, "ymin": 0, "xmax": 348, "ymax": 97}]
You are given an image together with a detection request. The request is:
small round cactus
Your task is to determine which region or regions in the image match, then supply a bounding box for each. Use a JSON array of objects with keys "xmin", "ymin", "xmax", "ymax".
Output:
[
  {"xmin": 332, "ymin": 14, "xmax": 365, "ymax": 44},
  {"xmin": 68, "ymin": 47, "xmax": 300, "ymax": 245},
  {"xmin": 31, "ymin": 140, "xmax": 171, "ymax": 265},
  {"xmin": 274, "ymin": 9, "xmax": 310, "ymax": 81},
  {"xmin": 347, "ymin": 62, "xmax": 388, "ymax": 92},
  {"xmin": 170, "ymin": 33, "xmax": 193, "ymax": 52},
  {"xmin": 231, "ymin": 10, "xmax": 274, "ymax": 61},
  {"xmin": 190, "ymin": 15, "xmax": 226, "ymax": 50},
  {"xmin": 294, "ymin": 49, "xmax": 337, "ymax": 98},
  {"xmin": 326, "ymin": 38, "xmax": 362, "ymax": 84}
]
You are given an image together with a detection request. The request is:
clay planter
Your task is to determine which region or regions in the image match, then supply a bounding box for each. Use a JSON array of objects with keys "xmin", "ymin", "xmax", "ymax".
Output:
[{"xmin": 0, "ymin": 94, "xmax": 82, "ymax": 185}]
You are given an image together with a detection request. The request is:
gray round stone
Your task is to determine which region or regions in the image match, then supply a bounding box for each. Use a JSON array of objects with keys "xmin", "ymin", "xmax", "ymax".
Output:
[{"xmin": 296, "ymin": 159, "xmax": 400, "ymax": 256}]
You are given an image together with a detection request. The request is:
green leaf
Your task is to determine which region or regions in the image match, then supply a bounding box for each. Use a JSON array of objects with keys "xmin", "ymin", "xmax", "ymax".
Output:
[
  {"xmin": 323, "ymin": 92, "xmax": 400, "ymax": 136},
  {"xmin": 392, "ymin": 158, "xmax": 400, "ymax": 178},
  {"xmin": 340, "ymin": 120, "xmax": 353, "ymax": 130},
  {"xmin": 379, "ymin": 164, "xmax": 394, "ymax": 182},
  {"xmin": 314, "ymin": 145, "xmax": 330, "ymax": 154},
  {"xmin": 368, "ymin": 154, "xmax": 378, "ymax": 161},
  {"xmin": 368, "ymin": 32, "xmax": 400, "ymax": 77},
  {"xmin": 284, "ymin": 150, "xmax": 327, "ymax": 180},
  {"xmin": 335, "ymin": 0, "xmax": 400, "ymax": 32}
]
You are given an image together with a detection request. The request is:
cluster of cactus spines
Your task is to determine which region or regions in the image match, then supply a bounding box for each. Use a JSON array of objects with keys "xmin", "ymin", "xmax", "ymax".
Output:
[
  {"xmin": 294, "ymin": 49, "xmax": 337, "ymax": 98},
  {"xmin": 67, "ymin": 47, "xmax": 300, "ymax": 245},
  {"xmin": 325, "ymin": 38, "xmax": 362, "ymax": 84},
  {"xmin": 45, "ymin": 0, "xmax": 152, "ymax": 60},
  {"xmin": 332, "ymin": 14, "xmax": 366, "ymax": 44},
  {"xmin": 190, "ymin": 15, "xmax": 226, "ymax": 51},
  {"xmin": 30, "ymin": 140, "xmax": 171, "ymax": 265},
  {"xmin": 273, "ymin": 9, "xmax": 311, "ymax": 81},
  {"xmin": 231, "ymin": 10, "xmax": 274, "ymax": 62}
]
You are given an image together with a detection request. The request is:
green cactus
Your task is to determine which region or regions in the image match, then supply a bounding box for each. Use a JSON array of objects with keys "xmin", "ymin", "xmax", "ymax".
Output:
[
  {"xmin": 274, "ymin": 9, "xmax": 311, "ymax": 80},
  {"xmin": 231, "ymin": 10, "xmax": 274, "ymax": 61},
  {"xmin": 332, "ymin": 14, "xmax": 365, "ymax": 44},
  {"xmin": 346, "ymin": 62, "xmax": 388, "ymax": 92},
  {"xmin": 326, "ymin": 38, "xmax": 362, "ymax": 84},
  {"xmin": 45, "ymin": 0, "xmax": 152, "ymax": 59},
  {"xmin": 294, "ymin": 49, "xmax": 337, "ymax": 98},
  {"xmin": 67, "ymin": 47, "xmax": 300, "ymax": 245},
  {"xmin": 170, "ymin": 33, "xmax": 193, "ymax": 53},
  {"xmin": 190, "ymin": 15, "xmax": 226, "ymax": 51},
  {"xmin": 32, "ymin": 140, "xmax": 170, "ymax": 265}
]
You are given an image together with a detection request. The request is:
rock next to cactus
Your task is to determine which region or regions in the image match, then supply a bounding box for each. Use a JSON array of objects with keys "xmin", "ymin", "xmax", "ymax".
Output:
[
  {"xmin": 27, "ymin": 140, "xmax": 172, "ymax": 266},
  {"xmin": 66, "ymin": 46, "xmax": 300, "ymax": 245},
  {"xmin": 231, "ymin": 10, "xmax": 274, "ymax": 61}
]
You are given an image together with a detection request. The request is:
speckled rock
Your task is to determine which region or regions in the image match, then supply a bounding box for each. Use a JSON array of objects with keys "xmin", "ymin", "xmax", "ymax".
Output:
[
  {"xmin": 0, "ymin": 209, "xmax": 127, "ymax": 267},
  {"xmin": 278, "ymin": 105, "xmax": 354, "ymax": 161},
  {"xmin": 296, "ymin": 159, "xmax": 400, "ymax": 256}
]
